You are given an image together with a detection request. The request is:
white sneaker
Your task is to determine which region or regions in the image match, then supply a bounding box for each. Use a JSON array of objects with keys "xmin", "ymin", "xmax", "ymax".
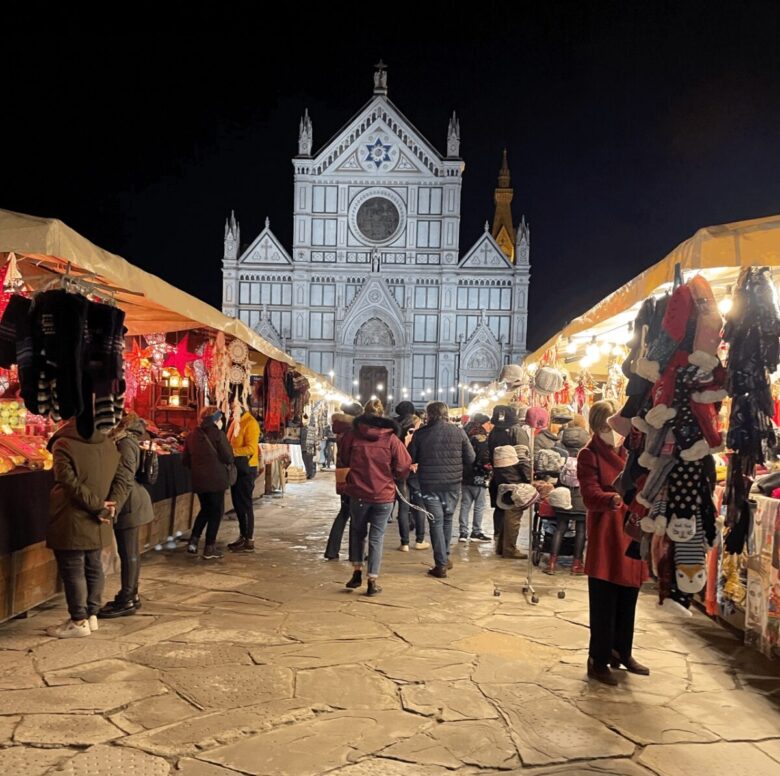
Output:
[
  {"xmin": 88, "ymin": 615, "xmax": 99, "ymax": 632},
  {"xmin": 46, "ymin": 619, "xmax": 91, "ymax": 639},
  {"xmin": 398, "ymin": 544, "xmax": 410, "ymax": 552},
  {"xmin": 414, "ymin": 541, "xmax": 431, "ymax": 550}
]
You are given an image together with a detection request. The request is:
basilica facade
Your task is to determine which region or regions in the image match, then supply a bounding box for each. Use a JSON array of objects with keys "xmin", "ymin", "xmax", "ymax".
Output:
[{"xmin": 222, "ymin": 63, "xmax": 530, "ymax": 407}]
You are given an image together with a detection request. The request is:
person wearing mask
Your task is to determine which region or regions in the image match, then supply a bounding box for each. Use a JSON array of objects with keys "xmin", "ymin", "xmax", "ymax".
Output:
[
  {"xmin": 183, "ymin": 406, "xmax": 235, "ymax": 559},
  {"xmin": 408, "ymin": 402, "xmax": 475, "ymax": 578},
  {"xmin": 98, "ymin": 413, "xmax": 154, "ymax": 618},
  {"xmin": 324, "ymin": 401, "xmax": 363, "ymax": 560},
  {"xmin": 340, "ymin": 399, "xmax": 412, "ymax": 596},
  {"xmin": 459, "ymin": 413, "xmax": 493, "ymax": 543},
  {"xmin": 578, "ymin": 399, "xmax": 649, "ymax": 686},
  {"xmin": 490, "ymin": 445, "xmax": 531, "ymax": 558},
  {"xmin": 393, "ymin": 401, "xmax": 429, "ymax": 552},
  {"xmin": 45, "ymin": 418, "xmax": 120, "ymax": 638},
  {"xmin": 544, "ymin": 416, "xmax": 590, "ymax": 576},
  {"xmin": 227, "ymin": 403, "xmax": 261, "ymax": 553}
]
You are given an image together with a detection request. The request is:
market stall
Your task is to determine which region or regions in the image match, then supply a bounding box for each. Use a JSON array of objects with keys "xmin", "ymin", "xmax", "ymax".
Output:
[
  {"xmin": 522, "ymin": 214, "xmax": 780, "ymax": 655},
  {"xmin": 0, "ymin": 209, "xmax": 343, "ymax": 621}
]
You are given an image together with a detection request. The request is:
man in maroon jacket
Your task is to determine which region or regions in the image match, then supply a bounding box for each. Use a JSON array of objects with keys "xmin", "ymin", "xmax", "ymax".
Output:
[{"xmin": 339, "ymin": 400, "xmax": 412, "ymax": 596}]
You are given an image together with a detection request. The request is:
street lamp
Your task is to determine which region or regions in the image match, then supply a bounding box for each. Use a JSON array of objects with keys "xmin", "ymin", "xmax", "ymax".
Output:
[
  {"xmin": 377, "ymin": 383, "xmax": 384, "ymax": 391},
  {"xmin": 352, "ymin": 379, "xmax": 358, "ymax": 386}
]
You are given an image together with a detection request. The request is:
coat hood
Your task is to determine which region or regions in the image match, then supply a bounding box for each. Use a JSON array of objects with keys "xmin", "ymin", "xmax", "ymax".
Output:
[
  {"xmin": 353, "ymin": 414, "xmax": 400, "ymax": 441},
  {"xmin": 331, "ymin": 413, "xmax": 354, "ymax": 435},
  {"xmin": 48, "ymin": 420, "xmax": 108, "ymax": 450}
]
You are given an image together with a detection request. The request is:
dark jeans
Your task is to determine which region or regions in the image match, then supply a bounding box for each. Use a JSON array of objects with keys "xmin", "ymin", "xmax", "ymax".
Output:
[
  {"xmin": 54, "ymin": 549, "xmax": 104, "ymax": 621},
  {"xmin": 588, "ymin": 576, "xmax": 640, "ymax": 668},
  {"xmin": 397, "ymin": 486, "xmax": 426, "ymax": 545},
  {"xmin": 550, "ymin": 516, "xmax": 586, "ymax": 561},
  {"xmin": 493, "ymin": 508, "xmax": 505, "ymax": 554},
  {"xmin": 192, "ymin": 491, "xmax": 226, "ymax": 545},
  {"xmin": 231, "ymin": 465, "xmax": 257, "ymax": 539},
  {"xmin": 349, "ymin": 499, "xmax": 393, "ymax": 578},
  {"xmin": 325, "ymin": 495, "xmax": 350, "ymax": 559},
  {"xmin": 421, "ymin": 489, "xmax": 459, "ymax": 568},
  {"xmin": 302, "ymin": 451, "xmax": 316, "ymax": 479},
  {"xmin": 115, "ymin": 526, "xmax": 140, "ymax": 602}
]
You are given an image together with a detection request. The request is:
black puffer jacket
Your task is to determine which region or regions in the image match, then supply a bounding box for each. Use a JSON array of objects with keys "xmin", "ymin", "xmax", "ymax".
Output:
[
  {"xmin": 183, "ymin": 419, "xmax": 234, "ymax": 493},
  {"xmin": 408, "ymin": 418, "xmax": 475, "ymax": 492},
  {"xmin": 488, "ymin": 405, "xmax": 530, "ymax": 460}
]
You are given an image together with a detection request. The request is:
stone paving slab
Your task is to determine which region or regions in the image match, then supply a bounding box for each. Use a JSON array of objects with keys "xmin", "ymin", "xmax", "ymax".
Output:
[
  {"xmin": 175, "ymin": 760, "xmax": 246, "ymax": 776},
  {"xmin": 200, "ymin": 710, "xmax": 432, "ymax": 775},
  {"xmin": 381, "ymin": 719, "xmax": 519, "ymax": 769},
  {"xmin": 0, "ymin": 681, "xmax": 167, "ymax": 714},
  {"xmin": 638, "ymin": 741, "xmax": 780, "ymax": 775},
  {"xmin": 44, "ymin": 657, "xmax": 161, "ymax": 686},
  {"xmin": 113, "ymin": 616, "xmax": 203, "ymax": 645},
  {"xmin": 329, "ymin": 760, "xmax": 467, "ymax": 776},
  {"xmin": 391, "ymin": 623, "xmax": 483, "ymax": 647},
  {"xmin": 296, "ymin": 665, "xmax": 400, "ymax": 709},
  {"xmin": 120, "ymin": 699, "xmax": 321, "ymax": 757},
  {"xmin": 140, "ymin": 566, "xmax": 257, "ymax": 592},
  {"xmin": 180, "ymin": 590, "xmax": 282, "ymax": 612},
  {"xmin": 249, "ymin": 638, "xmax": 407, "ymax": 668},
  {"xmin": 0, "ymin": 650, "xmax": 44, "ymax": 689},
  {"xmin": 480, "ymin": 683, "xmax": 635, "ymax": 765},
  {"xmin": 756, "ymin": 739, "xmax": 780, "ymax": 763},
  {"xmin": 476, "ymin": 613, "xmax": 588, "ymax": 650},
  {"xmin": 126, "ymin": 641, "xmax": 253, "ymax": 670},
  {"xmin": 50, "ymin": 743, "xmax": 171, "ymax": 775},
  {"xmin": 0, "ymin": 746, "xmax": 76, "ymax": 776},
  {"xmin": 575, "ymin": 699, "xmax": 720, "ymax": 744},
  {"xmin": 14, "ymin": 713, "xmax": 123, "ymax": 745},
  {"xmin": 283, "ymin": 611, "xmax": 392, "ymax": 641},
  {"xmin": 0, "ymin": 714, "xmax": 20, "ymax": 744},
  {"xmin": 163, "ymin": 664, "xmax": 294, "ymax": 710},
  {"xmin": 400, "ymin": 680, "xmax": 499, "ymax": 720},
  {"xmin": 373, "ymin": 648, "xmax": 476, "ymax": 682},
  {"xmin": 31, "ymin": 637, "xmax": 132, "ymax": 673},
  {"xmin": 110, "ymin": 692, "xmax": 202, "ymax": 735},
  {"xmin": 491, "ymin": 760, "xmax": 657, "ymax": 775}
]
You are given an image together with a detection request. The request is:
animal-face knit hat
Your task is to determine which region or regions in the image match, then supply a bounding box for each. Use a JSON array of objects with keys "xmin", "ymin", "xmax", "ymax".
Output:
[
  {"xmin": 525, "ymin": 406, "xmax": 550, "ymax": 430},
  {"xmin": 497, "ymin": 482, "xmax": 540, "ymax": 511},
  {"xmin": 493, "ymin": 445, "xmax": 519, "ymax": 467}
]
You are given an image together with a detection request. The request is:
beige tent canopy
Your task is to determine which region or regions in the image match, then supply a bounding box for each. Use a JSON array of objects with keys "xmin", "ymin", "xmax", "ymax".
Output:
[
  {"xmin": 0, "ymin": 208, "xmax": 299, "ymax": 367},
  {"xmin": 525, "ymin": 213, "xmax": 780, "ymax": 370}
]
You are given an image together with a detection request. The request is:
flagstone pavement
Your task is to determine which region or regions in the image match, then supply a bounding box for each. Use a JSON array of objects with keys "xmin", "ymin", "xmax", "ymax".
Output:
[{"xmin": 1, "ymin": 474, "xmax": 780, "ymax": 775}]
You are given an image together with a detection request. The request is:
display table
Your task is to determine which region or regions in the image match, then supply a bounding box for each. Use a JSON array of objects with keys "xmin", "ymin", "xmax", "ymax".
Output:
[{"xmin": 0, "ymin": 453, "xmax": 195, "ymax": 623}]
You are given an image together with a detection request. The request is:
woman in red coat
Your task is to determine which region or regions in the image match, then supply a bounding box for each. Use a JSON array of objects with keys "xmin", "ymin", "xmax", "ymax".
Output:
[{"xmin": 578, "ymin": 400, "xmax": 649, "ymax": 686}]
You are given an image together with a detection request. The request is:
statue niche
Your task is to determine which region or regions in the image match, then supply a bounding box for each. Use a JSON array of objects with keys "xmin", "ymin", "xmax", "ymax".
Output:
[{"xmin": 355, "ymin": 318, "xmax": 395, "ymax": 348}]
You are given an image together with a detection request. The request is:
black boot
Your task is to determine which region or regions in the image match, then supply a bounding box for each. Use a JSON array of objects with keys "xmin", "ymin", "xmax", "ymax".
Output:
[
  {"xmin": 97, "ymin": 597, "xmax": 136, "ymax": 619},
  {"xmin": 345, "ymin": 570, "xmax": 363, "ymax": 589},
  {"xmin": 366, "ymin": 579, "xmax": 382, "ymax": 596}
]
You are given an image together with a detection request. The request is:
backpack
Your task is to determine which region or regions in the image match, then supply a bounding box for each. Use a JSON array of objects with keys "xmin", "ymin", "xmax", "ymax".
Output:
[
  {"xmin": 559, "ymin": 456, "xmax": 579, "ymax": 488},
  {"xmin": 137, "ymin": 441, "xmax": 159, "ymax": 486}
]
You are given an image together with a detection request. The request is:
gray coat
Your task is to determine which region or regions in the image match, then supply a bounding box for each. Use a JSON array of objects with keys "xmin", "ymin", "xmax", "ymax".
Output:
[{"xmin": 108, "ymin": 432, "xmax": 154, "ymax": 530}]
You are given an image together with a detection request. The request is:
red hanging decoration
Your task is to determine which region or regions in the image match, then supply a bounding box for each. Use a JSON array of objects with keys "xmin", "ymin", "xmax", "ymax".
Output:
[{"xmin": 163, "ymin": 332, "xmax": 199, "ymax": 376}]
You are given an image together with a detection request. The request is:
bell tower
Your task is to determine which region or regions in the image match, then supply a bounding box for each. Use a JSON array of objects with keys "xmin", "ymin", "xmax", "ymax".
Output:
[{"xmin": 491, "ymin": 149, "xmax": 515, "ymax": 262}]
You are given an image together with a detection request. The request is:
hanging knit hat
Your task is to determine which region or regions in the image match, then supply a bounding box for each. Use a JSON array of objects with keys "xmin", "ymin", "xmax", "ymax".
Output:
[
  {"xmin": 499, "ymin": 363, "xmax": 524, "ymax": 387},
  {"xmin": 550, "ymin": 404, "xmax": 573, "ymax": 424},
  {"xmin": 496, "ymin": 482, "xmax": 540, "ymax": 510},
  {"xmin": 688, "ymin": 275, "xmax": 723, "ymax": 373},
  {"xmin": 534, "ymin": 366, "xmax": 564, "ymax": 395},
  {"xmin": 547, "ymin": 486, "xmax": 573, "ymax": 511},
  {"xmin": 493, "ymin": 445, "xmax": 519, "ymax": 467},
  {"xmin": 516, "ymin": 404, "xmax": 529, "ymax": 423},
  {"xmin": 525, "ymin": 406, "xmax": 549, "ymax": 430}
]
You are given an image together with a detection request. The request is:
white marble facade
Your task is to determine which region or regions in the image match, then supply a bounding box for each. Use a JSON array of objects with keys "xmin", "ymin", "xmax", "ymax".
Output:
[{"xmin": 222, "ymin": 63, "xmax": 530, "ymax": 407}]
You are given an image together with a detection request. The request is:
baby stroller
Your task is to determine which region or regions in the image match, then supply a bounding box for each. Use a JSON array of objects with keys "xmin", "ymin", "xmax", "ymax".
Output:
[{"xmin": 530, "ymin": 505, "xmax": 578, "ymax": 568}]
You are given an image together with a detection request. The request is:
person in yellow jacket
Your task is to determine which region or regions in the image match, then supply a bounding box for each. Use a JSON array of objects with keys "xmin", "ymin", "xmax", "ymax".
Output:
[{"xmin": 227, "ymin": 406, "xmax": 261, "ymax": 553}]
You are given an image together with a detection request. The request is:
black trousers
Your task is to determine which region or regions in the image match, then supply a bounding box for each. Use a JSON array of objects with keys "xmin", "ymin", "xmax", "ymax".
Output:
[
  {"xmin": 302, "ymin": 451, "xmax": 316, "ymax": 479},
  {"xmin": 325, "ymin": 495, "xmax": 350, "ymax": 559},
  {"xmin": 231, "ymin": 466, "xmax": 257, "ymax": 539},
  {"xmin": 493, "ymin": 508, "xmax": 505, "ymax": 554},
  {"xmin": 192, "ymin": 491, "xmax": 226, "ymax": 545},
  {"xmin": 550, "ymin": 517, "xmax": 586, "ymax": 561},
  {"xmin": 54, "ymin": 549, "xmax": 104, "ymax": 621},
  {"xmin": 588, "ymin": 576, "xmax": 640, "ymax": 667},
  {"xmin": 115, "ymin": 526, "xmax": 140, "ymax": 602}
]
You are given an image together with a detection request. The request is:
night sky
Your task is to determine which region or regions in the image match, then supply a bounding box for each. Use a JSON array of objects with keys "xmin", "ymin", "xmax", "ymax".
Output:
[{"xmin": 4, "ymin": 2, "xmax": 780, "ymax": 350}]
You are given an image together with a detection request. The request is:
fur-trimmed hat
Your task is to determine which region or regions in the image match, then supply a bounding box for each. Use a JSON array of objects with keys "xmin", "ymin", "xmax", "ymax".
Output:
[
  {"xmin": 525, "ymin": 406, "xmax": 549, "ymax": 430},
  {"xmin": 497, "ymin": 483, "xmax": 540, "ymax": 510}
]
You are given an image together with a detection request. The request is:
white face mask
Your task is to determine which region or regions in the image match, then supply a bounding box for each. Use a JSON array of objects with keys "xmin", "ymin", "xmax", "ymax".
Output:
[{"xmin": 599, "ymin": 429, "xmax": 622, "ymax": 447}]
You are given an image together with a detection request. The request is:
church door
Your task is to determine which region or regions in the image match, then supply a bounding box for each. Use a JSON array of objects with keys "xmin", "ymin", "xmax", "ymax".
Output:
[{"xmin": 359, "ymin": 366, "xmax": 388, "ymax": 405}]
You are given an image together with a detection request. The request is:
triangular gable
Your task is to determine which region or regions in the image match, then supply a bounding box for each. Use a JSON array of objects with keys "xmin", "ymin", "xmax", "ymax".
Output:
[
  {"xmin": 239, "ymin": 226, "xmax": 292, "ymax": 265},
  {"xmin": 254, "ymin": 314, "xmax": 284, "ymax": 349},
  {"xmin": 310, "ymin": 96, "xmax": 446, "ymax": 177},
  {"xmin": 462, "ymin": 320, "xmax": 501, "ymax": 373},
  {"xmin": 339, "ymin": 277, "xmax": 406, "ymax": 347},
  {"xmin": 459, "ymin": 232, "xmax": 512, "ymax": 269}
]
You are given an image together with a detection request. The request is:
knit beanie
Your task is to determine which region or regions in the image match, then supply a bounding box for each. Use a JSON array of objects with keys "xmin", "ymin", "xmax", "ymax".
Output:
[
  {"xmin": 525, "ymin": 406, "xmax": 549, "ymax": 430},
  {"xmin": 493, "ymin": 445, "xmax": 519, "ymax": 467},
  {"xmin": 470, "ymin": 412, "xmax": 490, "ymax": 426},
  {"xmin": 395, "ymin": 400, "xmax": 417, "ymax": 418}
]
